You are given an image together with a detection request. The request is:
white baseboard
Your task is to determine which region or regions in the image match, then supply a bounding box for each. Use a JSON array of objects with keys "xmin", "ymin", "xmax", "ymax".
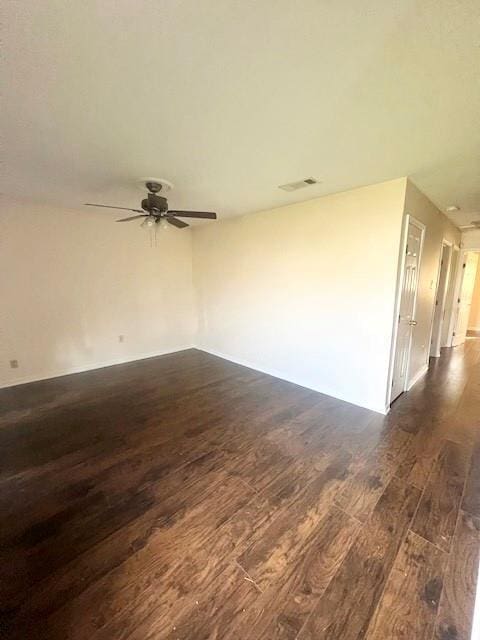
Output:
[
  {"xmin": 197, "ymin": 345, "xmax": 390, "ymax": 415},
  {"xmin": 407, "ymin": 363, "xmax": 429, "ymax": 391},
  {"xmin": 0, "ymin": 345, "xmax": 194, "ymax": 390},
  {"xmin": 1, "ymin": 342, "xmax": 391, "ymax": 416}
]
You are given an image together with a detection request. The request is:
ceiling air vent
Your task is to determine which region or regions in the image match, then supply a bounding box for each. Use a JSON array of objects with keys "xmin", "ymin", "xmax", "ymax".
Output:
[{"xmin": 278, "ymin": 177, "xmax": 320, "ymax": 192}]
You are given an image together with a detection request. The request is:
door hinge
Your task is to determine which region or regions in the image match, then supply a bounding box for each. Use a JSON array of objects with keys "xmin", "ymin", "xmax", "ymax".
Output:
[{"xmin": 463, "ymin": 263, "xmax": 466, "ymax": 269}]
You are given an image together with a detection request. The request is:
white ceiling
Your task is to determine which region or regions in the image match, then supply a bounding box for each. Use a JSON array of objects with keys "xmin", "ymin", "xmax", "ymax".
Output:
[{"xmin": 2, "ymin": 1, "xmax": 480, "ymax": 227}]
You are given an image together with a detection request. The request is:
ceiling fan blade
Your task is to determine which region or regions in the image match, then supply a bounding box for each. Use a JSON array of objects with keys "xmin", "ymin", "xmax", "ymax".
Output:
[
  {"xmin": 167, "ymin": 217, "xmax": 189, "ymax": 229},
  {"xmin": 84, "ymin": 203, "xmax": 145, "ymax": 213},
  {"xmin": 167, "ymin": 210, "xmax": 217, "ymax": 219},
  {"xmin": 116, "ymin": 215, "xmax": 148, "ymax": 222}
]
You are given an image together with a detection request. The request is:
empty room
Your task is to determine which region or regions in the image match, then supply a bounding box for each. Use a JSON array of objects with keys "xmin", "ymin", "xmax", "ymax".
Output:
[{"xmin": 1, "ymin": 2, "xmax": 480, "ymax": 639}]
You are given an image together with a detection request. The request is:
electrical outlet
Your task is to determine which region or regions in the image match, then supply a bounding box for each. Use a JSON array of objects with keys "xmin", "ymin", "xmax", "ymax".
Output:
[
  {"xmin": 10, "ymin": 359, "xmax": 18, "ymax": 369},
  {"xmin": 119, "ymin": 335, "xmax": 125, "ymax": 343}
]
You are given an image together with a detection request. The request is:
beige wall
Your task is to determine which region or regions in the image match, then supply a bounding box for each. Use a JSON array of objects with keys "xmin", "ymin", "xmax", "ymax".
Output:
[
  {"xmin": 0, "ymin": 199, "xmax": 197, "ymax": 387},
  {"xmin": 468, "ymin": 262, "xmax": 480, "ymax": 330},
  {"xmin": 462, "ymin": 230, "xmax": 480, "ymax": 250},
  {"xmin": 193, "ymin": 178, "xmax": 407, "ymax": 413},
  {"xmin": 403, "ymin": 181, "xmax": 461, "ymax": 378}
]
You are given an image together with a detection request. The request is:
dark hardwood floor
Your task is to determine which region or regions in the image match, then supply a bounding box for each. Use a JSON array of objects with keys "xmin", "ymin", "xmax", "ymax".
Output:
[{"xmin": 1, "ymin": 342, "xmax": 479, "ymax": 640}]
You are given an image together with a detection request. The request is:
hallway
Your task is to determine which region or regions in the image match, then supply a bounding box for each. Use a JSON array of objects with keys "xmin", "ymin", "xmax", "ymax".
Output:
[{"xmin": 0, "ymin": 342, "xmax": 479, "ymax": 639}]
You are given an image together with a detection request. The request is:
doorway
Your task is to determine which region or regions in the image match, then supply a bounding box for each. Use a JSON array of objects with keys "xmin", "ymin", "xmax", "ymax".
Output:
[
  {"xmin": 430, "ymin": 241, "xmax": 452, "ymax": 358},
  {"xmin": 452, "ymin": 251, "xmax": 480, "ymax": 346},
  {"xmin": 441, "ymin": 245, "xmax": 460, "ymax": 348},
  {"xmin": 467, "ymin": 259, "xmax": 480, "ymax": 336},
  {"xmin": 390, "ymin": 216, "xmax": 425, "ymax": 403}
]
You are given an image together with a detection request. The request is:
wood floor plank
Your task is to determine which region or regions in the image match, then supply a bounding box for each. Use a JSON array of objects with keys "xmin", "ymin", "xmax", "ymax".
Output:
[
  {"xmin": 244, "ymin": 506, "xmax": 361, "ymax": 640},
  {"xmin": 364, "ymin": 531, "xmax": 447, "ymax": 640},
  {"xmin": 0, "ymin": 356, "xmax": 246, "ymax": 477},
  {"xmin": 8, "ymin": 448, "xmax": 230, "ymax": 623},
  {"xmin": 434, "ymin": 510, "xmax": 480, "ymax": 640},
  {"xmin": 0, "ymin": 345, "xmax": 479, "ymax": 639},
  {"xmin": 89, "ymin": 456, "xmax": 331, "ymax": 640},
  {"xmin": 135, "ymin": 562, "xmax": 262, "ymax": 640},
  {"xmin": 0, "ymin": 442, "xmax": 232, "ymax": 602},
  {"xmin": 411, "ymin": 440, "xmax": 469, "ymax": 551},
  {"xmin": 237, "ymin": 450, "xmax": 353, "ymax": 590},
  {"xmin": 445, "ymin": 362, "xmax": 480, "ymax": 446},
  {"xmin": 38, "ymin": 474, "xmax": 255, "ymax": 640},
  {"xmin": 1, "ymin": 382, "xmax": 320, "ymax": 605},
  {"xmin": 462, "ymin": 443, "xmax": 480, "ymax": 517},
  {"xmin": 407, "ymin": 431, "xmax": 443, "ymax": 490},
  {"xmin": 334, "ymin": 428, "xmax": 413, "ymax": 521},
  {"xmin": 297, "ymin": 476, "xmax": 420, "ymax": 640},
  {"xmin": 0, "ymin": 366, "xmax": 264, "ymax": 525}
]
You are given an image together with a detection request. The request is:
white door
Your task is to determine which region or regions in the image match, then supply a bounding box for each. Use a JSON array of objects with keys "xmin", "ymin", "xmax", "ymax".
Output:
[
  {"xmin": 391, "ymin": 220, "xmax": 423, "ymax": 402},
  {"xmin": 441, "ymin": 246, "xmax": 459, "ymax": 347},
  {"xmin": 430, "ymin": 244, "xmax": 451, "ymax": 357},
  {"xmin": 452, "ymin": 252, "xmax": 479, "ymax": 346}
]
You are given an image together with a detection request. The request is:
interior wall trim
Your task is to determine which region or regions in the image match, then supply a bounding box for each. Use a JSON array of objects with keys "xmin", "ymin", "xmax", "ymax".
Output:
[
  {"xmin": 0, "ymin": 345, "xmax": 195, "ymax": 389},
  {"xmin": 196, "ymin": 345, "xmax": 390, "ymax": 415},
  {"xmin": 407, "ymin": 363, "xmax": 429, "ymax": 391}
]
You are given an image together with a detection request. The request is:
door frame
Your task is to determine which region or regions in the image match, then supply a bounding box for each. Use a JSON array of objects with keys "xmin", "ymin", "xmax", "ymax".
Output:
[
  {"xmin": 386, "ymin": 213, "xmax": 426, "ymax": 408},
  {"xmin": 429, "ymin": 239, "xmax": 453, "ymax": 358},
  {"xmin": 449, "ymin": 247, "xmax": 480, "ymax": 346}
]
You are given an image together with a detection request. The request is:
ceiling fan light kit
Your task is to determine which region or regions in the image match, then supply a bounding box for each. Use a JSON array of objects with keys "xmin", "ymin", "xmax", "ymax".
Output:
[
  {"xmin": 141, "ymin": 217, "xmax": 155, "ymax": 228},
  {"xmin": 85, "ymin": 179, "xmax": 217, "ymax": 231}
]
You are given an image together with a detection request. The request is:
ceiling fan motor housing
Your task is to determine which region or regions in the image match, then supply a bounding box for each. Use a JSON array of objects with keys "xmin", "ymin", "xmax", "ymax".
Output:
[{"xmin": 143, "ymin": 193, "xmax": 168, "ymax": 213}]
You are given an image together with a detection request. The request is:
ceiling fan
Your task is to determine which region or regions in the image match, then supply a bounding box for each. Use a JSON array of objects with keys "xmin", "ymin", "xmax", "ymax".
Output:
[{"xmin": 85, "ymin": 180, "xmax": 217, "ymax": 229}]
